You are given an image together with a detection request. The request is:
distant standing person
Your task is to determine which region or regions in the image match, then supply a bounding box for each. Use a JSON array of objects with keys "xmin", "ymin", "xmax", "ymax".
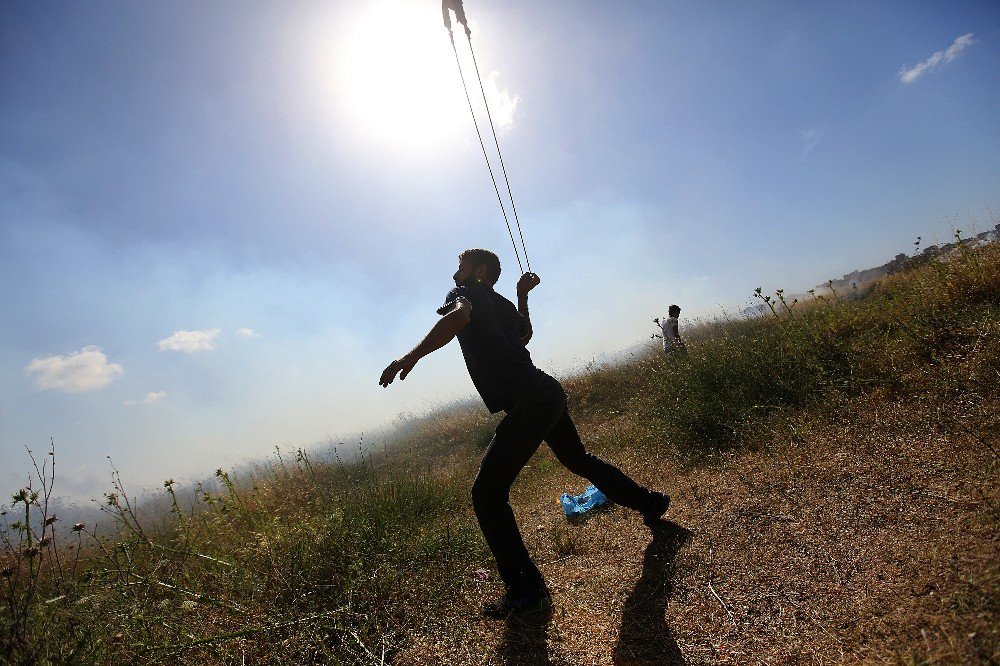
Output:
[
  {"xmin": 660, "ymin": 304, "xmax": 685, "ymax": 355},
  {"xmin": 379, "ymin": 249, "xmax": 671, "ymax": 619}
]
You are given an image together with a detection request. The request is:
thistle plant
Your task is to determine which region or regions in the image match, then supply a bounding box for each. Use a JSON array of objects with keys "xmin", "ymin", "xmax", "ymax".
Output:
[{"xmin": 1, "ymin": 440, "xmax": 66, "ymax": 658}]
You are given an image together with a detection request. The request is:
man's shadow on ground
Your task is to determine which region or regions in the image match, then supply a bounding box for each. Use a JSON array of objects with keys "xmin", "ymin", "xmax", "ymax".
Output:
[
  {"xmin": 495, "ymin": 604, "xmax": 554, "ymax": 665},
  {"xmin": 612, "ymin": 521, "xmax": 693, "ymax": 665},
  {"xmin": 492, "ymin": 521, "xmax": 691, "ymax": 665}
]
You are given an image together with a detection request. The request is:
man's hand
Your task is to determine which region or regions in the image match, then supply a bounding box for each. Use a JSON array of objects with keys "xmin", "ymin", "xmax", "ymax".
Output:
[
  {"xmin": 516, "ymin": 272, "xmax": 541, "ymax": 297},
  {"xmin": 379, "ymin": 354, "xmax": 417, "ymax": 387}
]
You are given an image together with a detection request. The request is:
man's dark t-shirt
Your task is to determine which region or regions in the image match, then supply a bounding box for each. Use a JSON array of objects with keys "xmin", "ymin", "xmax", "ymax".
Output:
[{"xmin": 438, "ymin": 284, "xmax": 539, "ymax": 413}]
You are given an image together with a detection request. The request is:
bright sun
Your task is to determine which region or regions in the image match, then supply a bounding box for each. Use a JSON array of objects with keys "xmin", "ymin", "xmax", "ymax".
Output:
[{"xmin": 337, "ymin": 1, "xmax": 470, "ymax": 151}]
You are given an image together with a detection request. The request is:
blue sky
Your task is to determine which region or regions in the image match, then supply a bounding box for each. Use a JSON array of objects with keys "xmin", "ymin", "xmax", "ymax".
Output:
[{"xmin": 2, "ymin": 1, "xmax": 998, "ymax": 500}]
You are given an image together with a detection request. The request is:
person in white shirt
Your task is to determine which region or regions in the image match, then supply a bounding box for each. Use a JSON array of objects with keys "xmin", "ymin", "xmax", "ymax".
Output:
[{"xmin": 659, "ymin": 304, "xmax": 685, "ymax": 354}]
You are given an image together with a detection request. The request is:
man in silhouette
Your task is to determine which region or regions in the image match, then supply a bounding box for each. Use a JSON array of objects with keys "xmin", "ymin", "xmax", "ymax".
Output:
[
  {"xmin": 658, "ymin": 304, "xmax": 685, "ymax": 355},
  {"xmin": 380, "ymin": 249, "xmax": 671, "ymax": 618}
]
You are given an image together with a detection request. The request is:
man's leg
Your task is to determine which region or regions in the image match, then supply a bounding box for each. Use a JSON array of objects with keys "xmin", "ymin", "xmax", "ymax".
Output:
[
  {"xmin": 472, "ymin": 401, "xmax": 562, "ymax": 593},
  {"xmin": 545, "ymin": 406, "xmax": 659, "ymax": 512}
]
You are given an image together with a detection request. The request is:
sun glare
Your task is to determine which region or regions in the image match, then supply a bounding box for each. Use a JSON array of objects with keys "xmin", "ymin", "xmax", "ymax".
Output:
[{"xmin": 337, "ymin": 1, "xmax": 469, "ymax": 151}]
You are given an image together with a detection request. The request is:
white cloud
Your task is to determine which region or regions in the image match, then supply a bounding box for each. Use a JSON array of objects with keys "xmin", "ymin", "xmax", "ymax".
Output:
[
  {"xmin": 236, "ymin": 328, "xmax": 260, "ymax": 338},
  {"xmin": 485, "ymin": 71, "xmax": 520, "ymax": 130},
  {"xmin": 799, "ymin": 123, "xmax": 826, "ymax": 157},
  {"xmin": 24, "ymin": 346, "xmax": 124, "ymax": 393},
  {"xmin": 156, "ymin": 329, "xmax": 222, "ymax": 353},
  {"xmin": 899, "ymin": 33, "xmax": 975, "ymax": 84},
  {"xmin": 125, "ymin": 391, "xmax": 166, "ymax": 406}
]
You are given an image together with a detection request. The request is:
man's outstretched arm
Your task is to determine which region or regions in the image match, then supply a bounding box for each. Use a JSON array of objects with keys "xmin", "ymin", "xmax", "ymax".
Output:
[
  {"xmin": 517, "ymin": 272, "xmax": 541, "ymax": 345},
  {"xmin": 379, "ymin": 299, "xmax": 471, "ymax": 387}
]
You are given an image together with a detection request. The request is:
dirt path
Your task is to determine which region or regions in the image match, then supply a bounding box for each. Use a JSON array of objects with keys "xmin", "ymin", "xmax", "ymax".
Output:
[{"xmin": 397, "ymin": 399, "xmax": 998, "ymax": 664}]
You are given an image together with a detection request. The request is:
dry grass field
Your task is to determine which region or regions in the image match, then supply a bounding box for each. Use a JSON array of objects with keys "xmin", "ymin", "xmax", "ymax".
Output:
[{"xmin": 3, "ymin": 241, "xmax": 998, "ymax": 664}]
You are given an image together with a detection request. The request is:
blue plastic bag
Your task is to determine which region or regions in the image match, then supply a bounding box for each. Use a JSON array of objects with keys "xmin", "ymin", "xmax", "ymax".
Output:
[{"xmin": 559, "ymin": 484, "xmax": 609, "ymax": 518}]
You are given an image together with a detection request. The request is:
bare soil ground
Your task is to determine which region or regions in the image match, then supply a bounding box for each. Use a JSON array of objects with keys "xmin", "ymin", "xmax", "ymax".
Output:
[{"xmin": 396, "ymin": 397, "xmax": 998, "ymax": 664}]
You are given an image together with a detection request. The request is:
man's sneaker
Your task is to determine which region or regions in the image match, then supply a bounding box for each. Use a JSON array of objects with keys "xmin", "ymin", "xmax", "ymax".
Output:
[
  {"xmin": 642, "ymin": 492, "xmax": 671, "ymax": 526},
  {"xmin": 482, "ymin": 587, "xmax": 552, "ymax": 620}
]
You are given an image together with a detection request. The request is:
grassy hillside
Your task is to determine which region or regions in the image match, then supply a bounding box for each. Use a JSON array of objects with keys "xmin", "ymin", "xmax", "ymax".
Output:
[{"xmin": 3, "ymin": 242, "xmax": 998, "ymax": 664}]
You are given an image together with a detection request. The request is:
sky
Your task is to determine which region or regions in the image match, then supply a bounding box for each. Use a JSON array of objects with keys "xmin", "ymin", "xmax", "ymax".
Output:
[{"xmin": 2, "ymin": 0, "xmax": 999, "ymax": 502}]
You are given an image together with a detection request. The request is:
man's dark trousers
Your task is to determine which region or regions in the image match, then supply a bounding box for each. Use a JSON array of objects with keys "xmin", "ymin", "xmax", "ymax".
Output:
[{"xmin": 471, "ymin": 371, "xmax": 657, "ymax": 593}]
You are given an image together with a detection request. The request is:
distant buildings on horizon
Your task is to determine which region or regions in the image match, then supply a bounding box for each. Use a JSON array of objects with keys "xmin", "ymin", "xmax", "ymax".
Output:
[
  {"xmin": 739, "ymin": 223, "xmax": 1000, "ymax": 319},
  {"xmin": 822, "ymin": 223, "xmax": 1000, "ymax": 293}
]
